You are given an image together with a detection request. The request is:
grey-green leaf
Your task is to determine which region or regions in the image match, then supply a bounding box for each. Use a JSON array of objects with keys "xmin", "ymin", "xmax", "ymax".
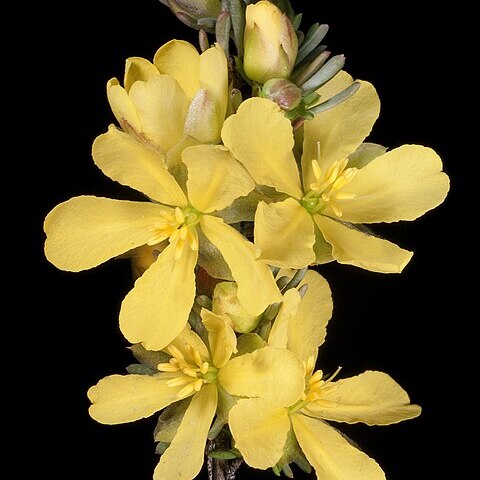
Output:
[{"xmin": 348, "ymin": 142, "xmax": 388, "ymax": 169}]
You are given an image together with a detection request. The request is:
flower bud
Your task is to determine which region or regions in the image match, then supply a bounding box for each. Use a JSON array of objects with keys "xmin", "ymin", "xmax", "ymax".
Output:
[
  {"xmin": 262, "ymin": 78, "xmax": 302, "ymax": 110},
  {"xmin": 212, "ymin": 282, "xmax": 261, "ymax": 333},
  {"xmin": 167, "ymin": 0, "xmax": 221, "ymax": 21},
  {"xmin": 243, "ymin": 0, "xmax": 298, "ymax": 84}
]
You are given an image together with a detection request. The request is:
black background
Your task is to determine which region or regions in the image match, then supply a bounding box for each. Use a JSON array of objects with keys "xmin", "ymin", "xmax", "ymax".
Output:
[{"xmin": 30, "ymin": 1, "xmax": 466, "ymax": 478}]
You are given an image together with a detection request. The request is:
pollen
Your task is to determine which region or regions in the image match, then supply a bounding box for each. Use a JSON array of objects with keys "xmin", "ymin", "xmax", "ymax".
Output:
[{"xmin": 158, "ymin": 342, "xmax": 217, "ymax": 399}]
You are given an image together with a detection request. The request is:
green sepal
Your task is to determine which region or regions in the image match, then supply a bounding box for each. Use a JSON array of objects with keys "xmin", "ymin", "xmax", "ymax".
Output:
[
  {"xmin": 129, "ymin": 344, "xmax": 171, "ymax": 369},
  {"xmin": 348, "ymin": 142, "xmax": 388, "ymax": 169},
  {"xmin": 126, "ymin": 363, "xmax": 157, "ymax": 375},
  {"xmin": 154, "ymin": 397, "xmax": 192, "ymax": 443}
]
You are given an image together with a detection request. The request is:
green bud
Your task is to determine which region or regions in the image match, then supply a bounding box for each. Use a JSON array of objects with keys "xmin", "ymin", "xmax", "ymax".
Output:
[
  {"xmin": 261, "ymin": 78, "xmax": 302, "ymax": 110},
  {"xmin": 243, "ymin": 1, "xmax": 298, "ymax": 84},
  {"xmin": 212, "ymin": 282, "xmax": 261, "ymax": 333},
  {"xmin": 166, "ymin": 0, "xmax": 221, "ymax": 30}
]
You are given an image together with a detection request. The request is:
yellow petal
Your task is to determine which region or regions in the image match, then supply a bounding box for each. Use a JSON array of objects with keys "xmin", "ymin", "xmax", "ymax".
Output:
[
  {"xmin": 254, "ymin": 198, "xmax": 316, "ymax": 268},
  {"xmin": 88, "ymin": 375, "xmax": 179, "ymax": 425},
  {"xmin": 124, "ymin": 57, "xmax": 159, "ymax": 92},
  {"xmin": 168, "ymin": 324, "xmax": 210, "ymax": 363},
  {"xmin": 339, "ymin": 145, "xmax": 450, "ymax": 223},
  {"xmin": 218, "ymin": 346, "xmax": 304, "ymax": 407},
  {"xmin": 120, "ymin": 236, "xmax": 198, "ymax": 350},
  {"xmin": 313, "ymin": 371, "xmax": 422, "ymax": 425},
  {"xmin": 288, "ymin": 270, "xmax": 332, "ymax": 363},
  {"xmin": 44, "ymin": 196, "xmax": 170, "ymax": 271},
  {"xmin": 201, "ymin": 309, "xmax": 237, "ymax": 368},
  {"xmin": 107, "ymin": 78, "xmax": 141, "ymax": 132},
  {"xmin": 154, "ymin": 40, "xmax": 200, "ymax": 99},
  {"xmin": 229, "ymin": 398, "xmax": 290, "ymax": 469},
  {"xmin": 184, "ymin": 145, "xmax": 255, "ymax": 213},
  {"xmin": 199, "ymin": 43, "xmax": 228, "ymax": 142},
  {"xmin": 129, "ymin": 74, "xmax": 189, "ymax": 152},
  {"xmin": 302, "ymin": 72, "xmax": 380, "ymax": 186},
  {"xmin": 154, "ymin": 384, "xmax": 217, "ymax": 480},
  {"xmin": 314, "ymin": 215, "xmax": 413, "ymax": 273},
  {"xmin": 92, "ymin": 126, "xmax": 187, "ymax": 207},
  {"xmin": 200, "ymin": 215, "xmax": 281, "ymax": 316},
  {"xmin": 222, "ymin": 98, "xmax": 303, "ymax": 198},
  {"xmin": 268, "ymin": 288, "xmax": 301, "ymax": 349},
  {"xmin": 292, "ymin": 415, "xmax": 386, "ymax": 480}
]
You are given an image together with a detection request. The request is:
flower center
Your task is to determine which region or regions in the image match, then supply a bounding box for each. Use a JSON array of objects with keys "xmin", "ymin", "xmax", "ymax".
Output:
[
  {"xmin": 288, "ymin": 361, "xmax": 342, "ymax": 415},
  {"xmin": 157, "ymin": 343, "xmax": 218, "ymax": 399},
  {"xmin": 147, "ymin": 207, "xmax": 201, "ymax": 260},
  {"xmin": 301, "ymin": 145, "xmax": 358, "ymax": 217}
]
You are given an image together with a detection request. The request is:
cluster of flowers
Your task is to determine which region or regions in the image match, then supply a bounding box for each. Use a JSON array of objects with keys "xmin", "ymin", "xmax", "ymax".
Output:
[{"xmin": 44, "ymin": 1, "xmax": 449, "ymax": 479}]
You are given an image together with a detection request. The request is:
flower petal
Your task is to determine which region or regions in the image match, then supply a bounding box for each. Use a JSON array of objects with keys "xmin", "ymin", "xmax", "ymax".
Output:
[
  {"xmin": 254, "ymin": 198, "xmax": 315, "ymax": 268},
  {"xmin": 107, "ymin": 78, "xmax": 141, "ymax": 131},
  {"xmin": 229, "ymin": 398, "xmax": 290, "ymax": 469},
  {"xmin": 314, "ymin": 215, "xmax": 413, "ymax": 273},
  {"xmin": 302, "ymin": 72, "xmax": 380, "ymax": 186},
  {"xmin": 268, "ymin": 288, "xmax": 301, "ymax": 349},
  {"xmin": 120, "ymin": 236, "xmax": 198, "ymax": 351},
  {"xmin": 292, "ymin": 415, "xmax": 386, "ymax": 480},
  {"xmin": 154, "ymin": 40, "xmax": 200, "ymax": 99},
  {"xmin": 154, "ymin": 384, "xmax": 217, "ymax": 480},
  {"xmin": 124, "ymin": 57, "xmax": 159, "ymax": 92},
  {"xmin": 218, "ymin": 346, "xmax": 304, "ymax": 407},
  {"xmin": 129, "ymin": 74, "xmax": 189, "ymax": 152},
  {"xmin": 92, "ymin": 126, "xmax": 187, "ymax": 207},
  {"xmin": 222, "ymin": 97, "xmax": 303, "ymax": 198},
  {"xmin": 88, "ymin": 375, "xmax": 180, "ymax": 425},
  {"xmin": 288, "ymin": 270, "xmax": 332, "ymax": 363},
  {"xmin": 340, "ymin": 145, "xmax": 450, "ymax": 223},
  {"xmin": 184, "ymin": 145, "xmax": 255, "ymax": 213},
  {"xmin": 311, "ymin": 371, "xmax": 421, "ymax": 425},
  {"xmin": 201, "ymin": 309, "xmax": 237, "ymax": 368},
  {"xmin": 44, "ymin": 196, "xmax": 169, "ymax": 271},
  {"xmin": 199, "ymin": 43, "xmax": 228, "ymax": 142},
  {"xmin": 200, "ymin": 215, "xmax": 281, "ymax": 316}
]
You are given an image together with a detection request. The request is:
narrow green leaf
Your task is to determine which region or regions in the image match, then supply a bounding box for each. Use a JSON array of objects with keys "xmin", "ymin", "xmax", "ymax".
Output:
[
  {"xmin": 291, "ymin": 50, "xmax": 331, "ymax": 86},
  {"xmin": 293, "ymin": 12, "xmax": 302, "ymax": 30},
  {"xmin": 199, "ymin": 29, "xmax": 210, "ymax": 52},
  {"xmin": 301, "ymin": 54, "xmax": 345, "ymax": 93},
  {"xmin": 228, "ymin": 0, "xmax": 245, "ymax": 56},
  {"xmin": 155, "ymin": 441, "xmax": 170, "ymax": 455},
  {"xmin": 308, "ymin": 82, "xmax": 360, "ymax": 115},
  {"xmin": 296, "ymin": 23, "xmax": 329, "ymax": 65},
  {"xmin": 208, "ymin": 450, "xmax": 239, "ymax": 460}
]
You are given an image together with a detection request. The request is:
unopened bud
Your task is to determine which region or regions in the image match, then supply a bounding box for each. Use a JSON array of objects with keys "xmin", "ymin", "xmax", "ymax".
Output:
[
  {"xmin": 262, "ymin": 78, "xmax": 302, "ymax": 110},
  {"xmin": 167, "ymin": 0, "xmax": 222, "ymax": 27},
  {"xmin": 243, "ymin": 1, "xmax": 298, "ymax": 84},
  {"xmin": 212, "ymin": 282, "xmax": 261, "ymax": 333}
]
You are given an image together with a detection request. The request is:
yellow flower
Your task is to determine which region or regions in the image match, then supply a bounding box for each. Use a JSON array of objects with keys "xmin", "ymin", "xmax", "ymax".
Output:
[
  {"xmin": 44, "ymin": 134, "xmax": 281, "ymax": 350},
  {"xmin": 222, "ymin": 71, "xmax": 450, "ymax": 273},
  {"xmin": 228, "ymin": 271, "xmax": 421, "ymax": 477},
  {"xmin": 107, "ymin": 39, "xmax": 228, "ymax": 160},
  {"xmin": 243, "ymin": 0, "xmax": 298, "ymax": 84},
  {"xmin": 88, "ymin": 317, "xmax": 305, "ymax": 480}
]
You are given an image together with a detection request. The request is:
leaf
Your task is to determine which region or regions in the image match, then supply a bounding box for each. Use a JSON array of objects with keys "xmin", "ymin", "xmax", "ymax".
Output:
[{"xmin": 126, "ymin": 363, "xmax": 156, "ymax": 375}]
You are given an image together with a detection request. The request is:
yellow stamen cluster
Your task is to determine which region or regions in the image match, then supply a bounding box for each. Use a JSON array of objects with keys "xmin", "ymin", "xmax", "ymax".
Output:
[
  {"xmin": 304, "ymin": 142, "xmax": 358, "ymax": 217},
  {"xmin": 147, "ymin": 207, "xmax": 200, "ymax": 261},
  {"xmin": 289, "ymin": 360, "xmax": 341, "ymax": 415},
  {"xmin": 157, "ymin": 343, "xmax": 216, "ymax": 399}
]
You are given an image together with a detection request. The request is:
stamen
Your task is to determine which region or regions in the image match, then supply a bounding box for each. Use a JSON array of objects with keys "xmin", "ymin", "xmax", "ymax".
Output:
[
  {"xmin": 167, "ymin": 345, "xmax": 185, "ymax": 361},
  {"xmin": 157, "ymin": 362, "xmax": 179, "ymax": 373},
  {"xmin": 177, "ymin": 383, "xmax": 196, "ymax": 399},
  {"xmin": 175, "ymin": 207, "xmax": 185, "ymax": 224},
  {"xmin": 182, "ymin": 367, "xmax": 199, "ymax": 378},
  {"xmin": 193, "ymin": 379, "xmax": 204, "ymax": 392},
  {"xmin": 167, "ymin": 376, "xmax": 193, "ymax": 387},
  {"xmin": 308, "ymin": 370, "xmax": 324, "ymax": 385},
  {"xmin": 311, "ymin": 159, "xmax": 322, "ymax": 181},
  {"xmin": 200, "ymin": 362, "xmax": 210, "ymax": 375}
]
